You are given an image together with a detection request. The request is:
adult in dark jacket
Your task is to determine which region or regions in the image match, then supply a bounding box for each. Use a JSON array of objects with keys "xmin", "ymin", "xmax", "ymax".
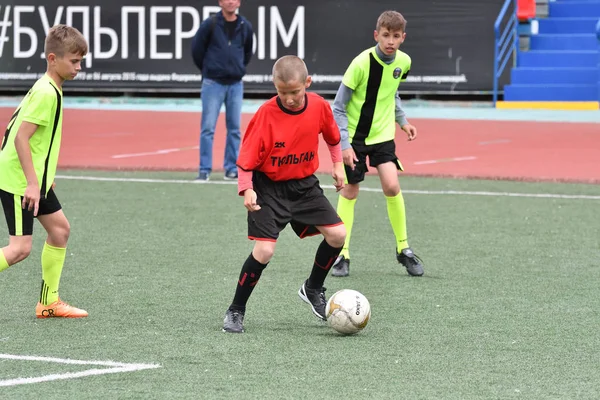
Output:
[{"xmin": 191, "ymin": 0, "xmax": 253, "ymax": 181}]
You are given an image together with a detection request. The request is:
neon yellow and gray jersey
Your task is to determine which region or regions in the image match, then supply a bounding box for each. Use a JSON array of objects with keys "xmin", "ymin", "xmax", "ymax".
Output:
[
  {"xmin": 0, "ymin": 74, "xmax": 63, "ymax": 196},
  {"xmin": 338, "ymin": 46, "xmax": 411, "ymax": 146}
]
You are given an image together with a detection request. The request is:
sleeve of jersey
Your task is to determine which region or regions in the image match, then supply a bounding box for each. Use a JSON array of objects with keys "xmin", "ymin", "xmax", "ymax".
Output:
[
  {"xmin": 320, "ymin": 101, "xmax": 342, "ymax": 163},
  {"xmin": 236, "ymin": 110, "xmax": 265, "ymax": 172},
  {"xmin": 237, "ymin": 168, "xmax": 253, "ymax": 196},
  {"xmin": 401, "ymin": 55, "xmax": 412, "ymax": 82},
  {"xmin": 21, "ymin": 90, "xmax": 54, "ymax": 126},
  {"xmin": 341, "ymin": 57, "xmax": 363, "ymax": 91}
]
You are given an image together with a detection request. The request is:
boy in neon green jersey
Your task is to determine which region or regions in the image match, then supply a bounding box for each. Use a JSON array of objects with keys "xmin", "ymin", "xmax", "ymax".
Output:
[
  {"xmin": 332, "ymin": 10, "xmax": 424, "ymax": 277},
  {"xmin": 0, "ymin": 25, "xmax": 89, "ymax": 317}
]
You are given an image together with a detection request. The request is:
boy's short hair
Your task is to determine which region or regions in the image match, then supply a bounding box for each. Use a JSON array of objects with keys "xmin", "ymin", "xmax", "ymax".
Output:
[
  {"xmin": 44, "ymin": 24, "xmax": 88, "ymax": 58},
  {"xmin": 376, "ymin": 10, "xmax": 407, "ymax": 32},
  {"xmin": 272, "ymin": 55, "xmax": 308, "ymax": 83}
]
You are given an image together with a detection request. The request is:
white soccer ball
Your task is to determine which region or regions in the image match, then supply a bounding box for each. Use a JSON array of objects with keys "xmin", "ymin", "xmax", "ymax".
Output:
[{"xmin": 325, "ymin": 289, "xmax": 371, "ymax": 335}]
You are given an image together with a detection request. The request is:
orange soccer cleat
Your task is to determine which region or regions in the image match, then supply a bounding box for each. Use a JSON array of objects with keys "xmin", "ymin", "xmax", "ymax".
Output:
[{"xmin": 35, "ymin": 299, "xmax": 89, "ymax": 318}]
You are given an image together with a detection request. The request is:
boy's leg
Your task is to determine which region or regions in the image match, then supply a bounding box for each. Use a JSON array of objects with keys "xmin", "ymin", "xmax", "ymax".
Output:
[
  {"xmin": 335, "ymin": 145, "xmax": 368, "ymax": 267},
  {"xmin": 298, "ymin": 225, "xmax": 345, "ymax": 321},
  {"xmin": 0, "ymin": 248, "xmax": 11, "ymax": 272},
  {"xmin": 230, "ymin": 241, "xmax": 274, "ymax": 311},
  {"xmin": 223, "ymin": 241, "xmax": 274, "ymax": 333},
  {"xmin": 36, "ymin": 190, "xmax": 88, "ymax": 317},
  {"xmin": 336, "ymin": 186, "xmax": 358, "ymax": 260},
  {"xmin": 224, "ymin": 183, "xmax": 288, "ymax": 333},
  {"xmin": 372, "ymin": 141, "xmax": 424, "ymax": 276},
  {"xmin": 0, "ymin": 189, "xmax": 34, "ymax": 270},
  {"xmin": 37, "ymin": 209, "xmax": 70, "ymax": 306},
  {"xmin": 199, "ymin": 78, "xmax": 227, "ymax": 178},
  {"xmin": 223, "ymin": 80, "xmax": 243, "ymax": 178},
  {"xmin": 290, "ymin": 184, "xmax": 345, "ymax": 319},
  {"xmin": 307, "ymin": 224, "xmax": 345, "ymax": 288},
  {"xmin": 0, "ymin": 237, "xmax": 32, "ymax": 271},
  {"xmin": 377, "ymin": 161, "xmax": 409, "ymax": 250}
]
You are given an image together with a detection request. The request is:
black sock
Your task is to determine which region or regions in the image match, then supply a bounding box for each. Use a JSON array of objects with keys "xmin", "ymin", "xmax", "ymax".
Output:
[
  {"xmin": 307, "ymin": 239, "xmax": 342, "ymax": 289},
  {"xmin": 230, "ymin": 253, "xmax": 268, "ymax": 310}
]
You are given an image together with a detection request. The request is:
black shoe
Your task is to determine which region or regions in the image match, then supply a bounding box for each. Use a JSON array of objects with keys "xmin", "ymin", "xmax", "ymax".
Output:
[
  {"xmin": 331, "ymin": 255, "xmax": 350, "ymax": 277},
  {"xmin": 298, "ymin": 280, "xmax": 327, "ymax": 320},
  {"xmin": 222, "ymin": 308, "xmax": 245, "ymax": 333},
  {"xmin": 223, "ymin": 170, "xmax": 238, "ymax": 180},
  {"xmin": 196, "ymin": 171, "xmax": 210, "ymax": 181},
  {"xmin": 396, "ymin": 247, "xmax": 424, "ymax": 276}
]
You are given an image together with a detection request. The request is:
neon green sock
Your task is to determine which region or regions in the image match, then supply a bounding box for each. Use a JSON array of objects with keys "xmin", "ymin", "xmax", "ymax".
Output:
[
  {"xmin": 386, "ymin": 193, "xmax": 409, "ymax": 252},
  {"xmin": 337, "ymin": 196, "xmax": 357, "ymax": 259},
  {"xmin": 40, "ymin": 243, "xmax": 66, "ymax": 305},
  {"xmin": 0, "ymin": 250, "xmax": 9, "ymax": 272}
]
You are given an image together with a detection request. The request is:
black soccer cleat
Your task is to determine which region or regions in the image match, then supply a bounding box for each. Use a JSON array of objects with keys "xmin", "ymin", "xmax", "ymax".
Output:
[
  {"xmin": 396, "ymin": 247, "xmax": 424, "ymax": 277},
  {"xmin": 298, "ymin": 280, "xmax": 327, "ymax": 320},
  {"xmin": 222, "ymin": 308, "xmax": 245, "ymax": 333},
  {"xmin": 331, "ymin": 255, "xmax": 350, "ymax": 277}
]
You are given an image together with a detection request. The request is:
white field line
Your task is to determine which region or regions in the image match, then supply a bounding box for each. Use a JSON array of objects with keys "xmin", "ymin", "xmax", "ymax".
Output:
[
  {"xmin": 54, "ymin": 174, "xmax": 600, "ymax": 200},
  {"xmin": 112, "ymin": 145, "xmax": 199, "ymax": 159},
  {"xmin": 478, "ymin": 139, "xmax": 511, "ymax": 145},
  {"xmin": 0, "ymin": 354, "xmax": 160, "ymax": 387},
  {"xmin": 414, "ymin": 156, "xmax": 477, "ymax": 165}
]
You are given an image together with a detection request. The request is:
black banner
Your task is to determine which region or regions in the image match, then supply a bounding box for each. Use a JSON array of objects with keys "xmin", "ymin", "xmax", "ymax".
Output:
[{"xmin": 0, "ymin": 0, "xmax": 504, "ymax": 94}]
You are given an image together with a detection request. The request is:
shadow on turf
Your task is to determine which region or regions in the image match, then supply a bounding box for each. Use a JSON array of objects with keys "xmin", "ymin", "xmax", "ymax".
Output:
[
  {"xmin": 219, "ymin": 319, "xmax": 371, "ymax": 338},
  {"xmin": 374, "ymin": 271, "xmax": 443, "ymax": 280}
]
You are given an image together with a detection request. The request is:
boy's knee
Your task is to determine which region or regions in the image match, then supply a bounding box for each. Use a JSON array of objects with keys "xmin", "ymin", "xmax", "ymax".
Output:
[
  {"xmin": 15, "ymin": 245, "xmax": 32, "ymax": 262},
  {"xmin": 252, "ymin": 242, "xmax": 276, "ymax": 264},
  {"xmin": 8, "ymin": 241, "xmax": 32, "ymax": 264},
  {"xmin": 326, "ymin": 225, "xmax": 346, "ymax": 248},
  {"xmin": 383, "ymin": 188, "xmax": 400, "ymax": 197},
  {"xmin": 382, "ymin": 183, "xmax": 400, "ymax": 197},
  {"xmin": 341, "ymin": 184, "xmax": 359, "ymax": 200},
  {"xmin": 48, "ymin": 224, "xmax": 70, "ymax": 247}
]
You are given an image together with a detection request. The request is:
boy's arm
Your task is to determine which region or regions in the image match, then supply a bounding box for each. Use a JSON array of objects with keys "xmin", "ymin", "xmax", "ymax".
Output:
[
  {"xmin": 237, "ymin": 168, "xmax": 253, "ymax": 196},
  {"xmin": 321, "ymin": 100, "xmax": 344, "ymax": 191},
  {"xmin": 395, "ymin": 92, "xmax": 409, "ymax": 127},
  {"xmin": 14, "ymin": 121, "xmax": 38, "ymax": 186},
  {"xmin": 236, "ymin": 111, "xmax": 265, "ymax": 195},
  {"xmin": 332, "ymin": 83, "xmax": 353, "ymax": 151},
  {"xmin": 396, "ymin": 92, "xmax": 417, "ymax": 140},
  {"xmin": 14, "ymin": 121, "xmax": 40, "ymax": 214},
  {"xmin": 237, "ymin": 109, "xmax": 262, "ymax": 211}
]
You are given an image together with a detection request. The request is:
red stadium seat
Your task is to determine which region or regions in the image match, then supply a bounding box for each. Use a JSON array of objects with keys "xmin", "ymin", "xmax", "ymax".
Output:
[{"xmin": 517, "ymin": 0, "xmax": 536, "ymax": 21}]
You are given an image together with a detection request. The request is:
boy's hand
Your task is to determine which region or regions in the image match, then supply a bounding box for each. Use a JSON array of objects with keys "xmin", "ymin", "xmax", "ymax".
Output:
[
  {"xmin": 401, "ymin": 124, "xmax": 418, "ymax": 141},
  {"xmin": 332, "ymin": 162, "xmax": 345, "ymax": 192},
  {"xmin": 52, "ymin": 182, "xmax": 56, "ymax": 190},
  {"xmin": 243, "ymin": 189, "xmax": 261, "ymax": 212},
  {"xmin": 23, "ymin": 183, "xmax": 40, "ymax": 216},
  {"xmin": 342, "ymin": 148, "xmax": 358, "ymax": 170}
]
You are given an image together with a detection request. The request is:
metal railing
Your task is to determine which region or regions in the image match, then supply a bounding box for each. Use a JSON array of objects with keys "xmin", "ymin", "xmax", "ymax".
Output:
[{"xmin": 493, "ymin": 0, "xmax": 519, "ymax": 105}]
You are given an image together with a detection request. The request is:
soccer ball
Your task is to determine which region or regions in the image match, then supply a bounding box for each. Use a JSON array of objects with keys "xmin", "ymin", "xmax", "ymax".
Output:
[{"xmin": 325, "ymin": 289, "xmax": 371, "ymax": 335}]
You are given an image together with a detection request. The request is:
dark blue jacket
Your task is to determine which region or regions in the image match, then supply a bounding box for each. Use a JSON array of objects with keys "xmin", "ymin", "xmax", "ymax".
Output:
[{"xmin": 191, "ymin": 12, "xmax": 253, "ymax": 84}]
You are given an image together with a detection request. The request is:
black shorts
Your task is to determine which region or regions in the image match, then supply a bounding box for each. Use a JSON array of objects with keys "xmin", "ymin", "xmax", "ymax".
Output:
[
  {"xmin": 0, "ymin": 188, "xmax": 62, "ymax": 236},
  {"xmin": 345, "ymin": 140, "xmax": 403, "ymax": 184},
  {"xmin": 247, "ymin": 171, "xmax": 343, "ymax": 241}
]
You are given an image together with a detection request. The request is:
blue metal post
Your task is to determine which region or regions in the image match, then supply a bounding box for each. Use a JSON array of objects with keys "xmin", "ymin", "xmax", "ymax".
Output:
[
  {"xmin": 493, "ymin": 0, "xmax": 518, "ymax": 106},
  {"xmin": 512, "ymin": 0, "xmax": 518, "ymax": 71},
  {"xmin": 596, "ymin": 19, "xmax": 600, "ymax": 103}
]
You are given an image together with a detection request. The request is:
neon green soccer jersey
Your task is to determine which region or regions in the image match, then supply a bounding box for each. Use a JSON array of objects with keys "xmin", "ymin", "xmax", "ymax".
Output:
[
  {"xmin": 0, "ymin": 74, "xmax": 63, "ymax": 196},
  {"xmin": 342, "ymin": 47, "xmax": 411, "ymax": 145}
]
